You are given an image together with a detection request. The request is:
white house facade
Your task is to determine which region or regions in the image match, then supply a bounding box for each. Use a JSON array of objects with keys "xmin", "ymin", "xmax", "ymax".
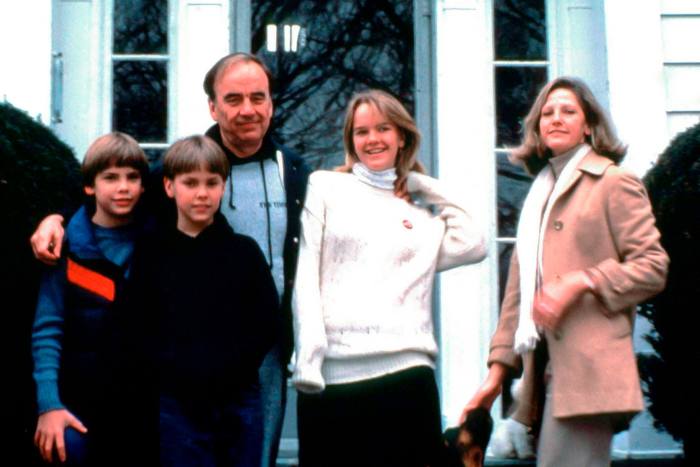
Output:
[{"xmin": 2, "ymin": 0, "xmax": 697, "ymax": 462}]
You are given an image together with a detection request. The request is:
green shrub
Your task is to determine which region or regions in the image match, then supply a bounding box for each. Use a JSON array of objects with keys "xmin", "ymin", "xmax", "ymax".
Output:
[
  {"xmin": 0, "ymin": 102, "xmax": 82, "ymax": 463},
  {"xmin": 640, "ymin": 121, "xmax": 700, "ymax": 462}
]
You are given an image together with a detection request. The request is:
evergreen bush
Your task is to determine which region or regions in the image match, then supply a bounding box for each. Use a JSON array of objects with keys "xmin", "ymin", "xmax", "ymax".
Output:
[
  {"xmin": 0, "ymin": 102, "xmax": 82, "ymax": 464},
  {"xmin": 640, "ymin": 121, "xmax": 700, "ymax": 462}
]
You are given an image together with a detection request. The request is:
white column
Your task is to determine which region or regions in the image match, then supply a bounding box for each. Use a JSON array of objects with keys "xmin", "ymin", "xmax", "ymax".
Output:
[
  {"xmin": 0, "ymin": 1, "xmax": 53, "ymax": 124},
  {"xmin": 433, "ymin": 0, "xmax": 499, "ymax": 427},
  {"xmin": 604, "ymin": 0, "xmax": 668, "ymax": 177},
  {"xmin": 174, "ymin": 1, "xmax": 231, "ymax": 138},
  {"xmin": 550, "ymin": 0, "xmax": 610, "ymax": 110}
]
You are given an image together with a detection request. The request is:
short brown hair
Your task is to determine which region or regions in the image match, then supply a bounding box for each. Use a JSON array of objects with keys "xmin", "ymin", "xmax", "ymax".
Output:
[
  {"xmin": 203, "ymin": 52, "xmax": 273, "ymax": 101},
  {"xmin": 82, "ymin": 132, "xmax": 148, "ymax": 187},
  {"xmin": 338, "ymin": 89, "xmax": 425, "ymax": 188},
  {"xmin": 162, "ymin": 135, "xmax": 229, "ymax": 180},
  {"xmin": 511, "ymin": 76, "xmax": 627, "ymax": 174}
]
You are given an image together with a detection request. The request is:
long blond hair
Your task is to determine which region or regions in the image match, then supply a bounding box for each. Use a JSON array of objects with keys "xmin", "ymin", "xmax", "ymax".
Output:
[
  {"xmin": 337, "ymin": 89, "xmax": 425, "ymax": 188},
  {"xmin": 511, "ymin": 76, "xmax": 627, "ymax": 174}
]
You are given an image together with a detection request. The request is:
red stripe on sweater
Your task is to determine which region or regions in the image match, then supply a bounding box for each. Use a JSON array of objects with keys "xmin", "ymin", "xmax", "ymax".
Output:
[{"xmin": 66, "ymin": 258, "xmax": 115, "ymax": 302}]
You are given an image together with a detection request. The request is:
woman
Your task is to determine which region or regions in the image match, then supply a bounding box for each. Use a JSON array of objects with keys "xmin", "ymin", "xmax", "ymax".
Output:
[
  {"xmin": 463, "ymin": 77, "xmax": 669, "ymax": 466},
  {"xmin": 292, "ymin": 89, "xmax": 487, "ymax": 467}
]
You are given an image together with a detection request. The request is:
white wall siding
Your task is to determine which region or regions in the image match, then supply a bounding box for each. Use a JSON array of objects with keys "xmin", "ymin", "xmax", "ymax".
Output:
[{"xmin": 660, "ymin": 2, "xmax": 700, "ymax": 140}]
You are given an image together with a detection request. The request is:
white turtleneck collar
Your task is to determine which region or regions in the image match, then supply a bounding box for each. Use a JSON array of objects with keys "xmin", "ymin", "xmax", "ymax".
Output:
[{"xmin": 352, "ymin": 162, "xmax": 397, "ymax": 190}]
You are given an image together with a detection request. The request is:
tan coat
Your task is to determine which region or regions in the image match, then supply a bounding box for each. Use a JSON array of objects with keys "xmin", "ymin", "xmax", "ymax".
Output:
[{"xmin": 488, "ymin": 151, "xmax": 669, "ymax": 430}]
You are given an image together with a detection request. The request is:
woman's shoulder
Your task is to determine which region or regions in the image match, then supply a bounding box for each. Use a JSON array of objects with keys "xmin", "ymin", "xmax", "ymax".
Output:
[
  {"xmin": 580, "ymin": 153, "xmax": 649, "ymax": 205},
  {"xmin": 308, "ymin": 169, "xmax": 355, "ymax": 189},
  {"xmin": 581, "ymin": 152, "xmax": 642, "ymax": 181}
]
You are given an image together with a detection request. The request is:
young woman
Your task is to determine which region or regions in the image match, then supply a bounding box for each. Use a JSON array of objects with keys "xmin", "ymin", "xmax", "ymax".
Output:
[
  {"xmin": 462, "ymin": 77, "xmax": 669, "ymax": 466},
  {"xmin": 291, "ymin": 89, "xmax": 487, "ymax": 467}
]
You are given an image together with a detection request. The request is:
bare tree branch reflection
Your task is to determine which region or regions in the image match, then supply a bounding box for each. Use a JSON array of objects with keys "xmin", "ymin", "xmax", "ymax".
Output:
[{"xmin": 252, "ymin": 0, "xmax": 414, "ymax": 169}]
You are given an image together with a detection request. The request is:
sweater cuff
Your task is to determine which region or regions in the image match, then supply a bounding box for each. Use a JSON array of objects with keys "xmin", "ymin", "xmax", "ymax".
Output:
[
  {"xmin": 36, "ymin": 379, "xmax": 64, "ymax": 414},
  {"xmin": 292, "ymin": 366, "xmax": 326, "ymax": 394}
]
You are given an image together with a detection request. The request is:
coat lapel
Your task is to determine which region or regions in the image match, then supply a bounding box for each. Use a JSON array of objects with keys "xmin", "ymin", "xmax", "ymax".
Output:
[{"xmin": 552, "ymin": 150, "xmax": 612, "ymax": 204}]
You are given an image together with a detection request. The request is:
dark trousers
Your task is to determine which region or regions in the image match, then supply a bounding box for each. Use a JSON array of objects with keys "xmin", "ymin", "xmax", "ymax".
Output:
[
  {"xmin": 297, "ymin": 365, "xmax": 443, "ymax": 467},
  {"xmin": 159, "ymin": 384, "xmax": 263, "ymax": 467}
]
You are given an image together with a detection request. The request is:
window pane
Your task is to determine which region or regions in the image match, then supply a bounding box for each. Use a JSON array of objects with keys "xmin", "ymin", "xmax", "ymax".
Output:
[
  {"xmin": 143, "ymin": 148, "xmax": 166, "ymax": 166},
  {"xmin": 497, "ymin": 151, "xmax": 532, "ymax": 237},
  {"xmin": 114, "ymin": 0, "xmax": 168, "ymax": 54},
  {"xmin": 495, "ymin": 66, "xmax": 547, "ymax": 147},
  {"xmin": 494, "ymin": 0, "xmax": 546, "ymax": 60},
  {"xmin": 252, "ymin": 0, "xmax": 414, "ymax": 170},
  {"xmin": 113, "ymin": 61, "xmax": 167, "ymax": 142}
]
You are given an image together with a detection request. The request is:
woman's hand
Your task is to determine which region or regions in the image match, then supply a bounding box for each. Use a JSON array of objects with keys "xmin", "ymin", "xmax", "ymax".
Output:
[
  {"xmin": 533, "ymin": 270, "xmax": 590, "ymax": 331},
  {"xmin": 30, "ymin": 214, "xmax": 65, "ymax": 265},
  {"xmin": 34, "ymin": 409, "xmax": 87, "ymax": 463},
  {"xmin": 460, "ymin": 363, "xmax": 507, "ymax": 424}
]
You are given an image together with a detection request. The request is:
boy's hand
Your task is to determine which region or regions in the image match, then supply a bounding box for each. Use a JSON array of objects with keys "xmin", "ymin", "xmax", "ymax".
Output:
[
  {"xmin": 30, "ymin": 214, "xmax": 65, "ymax": 265},
  {"xmin": 34, "ymin": 409, "xmax": 87, "ymax": 463}
]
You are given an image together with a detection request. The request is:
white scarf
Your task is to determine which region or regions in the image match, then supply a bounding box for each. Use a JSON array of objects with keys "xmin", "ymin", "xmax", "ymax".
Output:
[{"xmin": 514, "ymin": 144, "xmax": 590, "ymax": 354}]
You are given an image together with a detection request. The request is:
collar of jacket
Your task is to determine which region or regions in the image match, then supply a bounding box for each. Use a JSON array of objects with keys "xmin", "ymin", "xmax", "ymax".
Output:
[
  {"xmin": 65, "ymin": 205, "xmax": 106, "ymax": 259},
  {"xmin": 166, "ymin": 211, "xmax": 233, "ymax": 243},
  {"xmin": 66, "ymin": 203, "xmax": 149, "ymax": 260},
  {"xmin": 205, "ymin": 123, "xmax": 278, "ymax": 166},
  {"xmin": 577, "ymin": 150, "xmax": 615, "ymax": 177}
]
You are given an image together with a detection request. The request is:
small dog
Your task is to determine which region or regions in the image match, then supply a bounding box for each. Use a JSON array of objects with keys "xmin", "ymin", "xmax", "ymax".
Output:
[
  {"xmin": 442, "ymin": 407, "xmax": 493, "ymax": 467},
  {"xmin": 487, "ymin": 378, "xmax": 536, "ymax": 460},
  {"xmin": 487, "ymin": 417, "xmax": 536, "ymax": 460}
]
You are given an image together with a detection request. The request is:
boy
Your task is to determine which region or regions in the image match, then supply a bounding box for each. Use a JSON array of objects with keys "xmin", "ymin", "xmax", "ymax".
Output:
[
  {"xmin": 31, "ymin": 132, "xmax": 149, "ymax": 465},
  {"xmin": 127, "ymin": 135, "xmax": 279, "ymax": 467}
]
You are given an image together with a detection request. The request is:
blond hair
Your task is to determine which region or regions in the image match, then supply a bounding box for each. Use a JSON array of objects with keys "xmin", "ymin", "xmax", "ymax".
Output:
[
  {"xmin": 338, "ymin": 89, "xmax": 425, "ymax": 188},
  {"xmin": 511, "ymin": 76, "xmax": 627, "ymax": 174}
]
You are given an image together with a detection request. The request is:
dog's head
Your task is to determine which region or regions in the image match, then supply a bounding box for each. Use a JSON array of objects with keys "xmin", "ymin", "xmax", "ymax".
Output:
[{"xmin": 442, "ymin": 407, "xmax": 494, "ymax": 467}]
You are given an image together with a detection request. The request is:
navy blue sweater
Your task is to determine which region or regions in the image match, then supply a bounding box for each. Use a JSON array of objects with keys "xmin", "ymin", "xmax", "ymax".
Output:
[{"xmin": 124, "ymin": 214, "xmax": 279, "ymax": 403}]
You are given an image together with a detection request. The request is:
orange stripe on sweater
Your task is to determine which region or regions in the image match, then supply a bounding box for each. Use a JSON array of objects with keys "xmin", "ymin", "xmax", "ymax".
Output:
[{"xmin": 66, "ymin": 258, "xmax": 115, "ymax": 302}]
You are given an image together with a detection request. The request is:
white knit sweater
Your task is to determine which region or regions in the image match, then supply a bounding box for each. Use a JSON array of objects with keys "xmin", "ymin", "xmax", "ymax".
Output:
[{"xmin": 291, "ymin": 169, "xmax": 487, "ymax": 393}]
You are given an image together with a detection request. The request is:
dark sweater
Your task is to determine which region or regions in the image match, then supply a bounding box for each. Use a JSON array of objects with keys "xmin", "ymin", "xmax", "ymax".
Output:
[
  {"xmin": 205, "ymin": 126, "xmax": 310, "ymax": 364},
  {"xmin": 126, "ymin": 213, "xmax": 279, "ymax": 403}
]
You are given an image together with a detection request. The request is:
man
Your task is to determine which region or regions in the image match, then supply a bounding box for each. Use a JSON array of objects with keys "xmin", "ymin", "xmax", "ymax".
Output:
[
  {"xmin": 31, "ymin": 52, "xmax": 310, "ymax": 467},
  {"xmin": 202, "ymin": 53, "xmax": 309, "ymax": 467}
]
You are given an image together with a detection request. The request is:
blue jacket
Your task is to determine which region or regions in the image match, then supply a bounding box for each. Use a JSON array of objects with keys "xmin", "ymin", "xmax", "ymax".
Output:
[{"xmin": 32, "ymin": 206, "xmax": 137, "ymax": 415}]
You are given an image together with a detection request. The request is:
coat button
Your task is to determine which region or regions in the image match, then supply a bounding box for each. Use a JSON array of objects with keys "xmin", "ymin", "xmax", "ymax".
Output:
[
  {"xmin": 295, "ymin": 199, "xmax": 301, "ymax": 205},
  {"xmin": 553, "ymin": 220, "xmax": 563, "ymax": 230},
  {"xmin": 293, "ymin": 237, "xmax": 299, "ymax": 244}
]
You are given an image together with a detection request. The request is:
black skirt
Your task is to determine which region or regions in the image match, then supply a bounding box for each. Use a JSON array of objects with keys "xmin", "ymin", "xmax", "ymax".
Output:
[{"xmin": 297, "ymin": 365, "xmax": 443, "ymax": 467}]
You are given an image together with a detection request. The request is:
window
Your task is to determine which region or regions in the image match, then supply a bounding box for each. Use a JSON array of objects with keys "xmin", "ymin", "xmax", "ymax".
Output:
[
  {"xmin": 493, "ymin": 0, "xmax": 549, "ymax": 413},
  {"xmin": 111, "ymin": 0, "xmax": 170, "ymax": 163}
]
